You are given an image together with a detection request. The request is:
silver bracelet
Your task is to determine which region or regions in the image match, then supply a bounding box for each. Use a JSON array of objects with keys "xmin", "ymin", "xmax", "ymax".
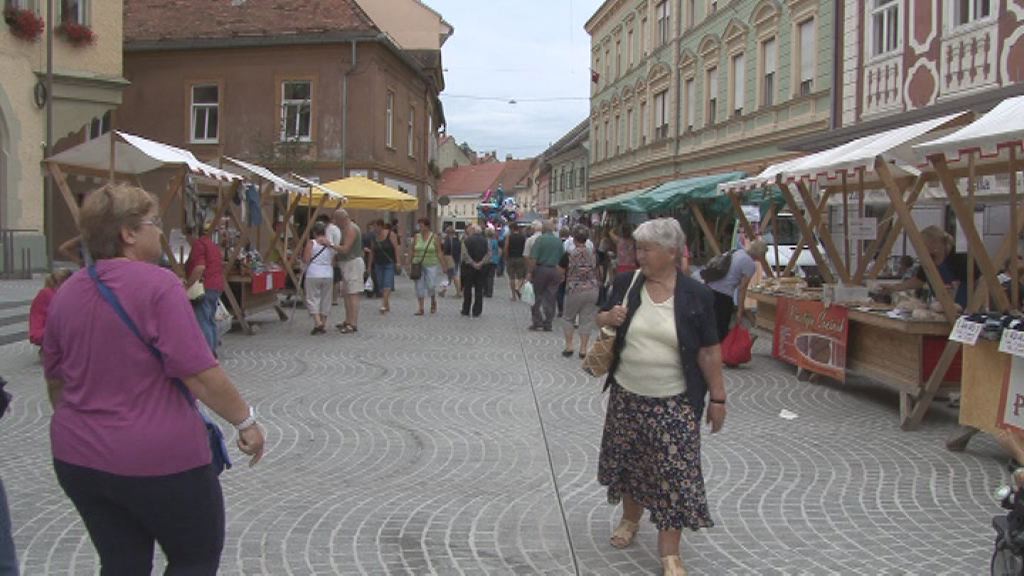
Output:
[{"xmin": 235, "ymin": 406, "xmax": 258, "ymax": 431}]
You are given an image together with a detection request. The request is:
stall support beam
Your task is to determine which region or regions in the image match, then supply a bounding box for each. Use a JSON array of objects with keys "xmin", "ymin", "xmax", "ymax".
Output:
[
  {"xmin": 729, "ymin": 193, "xmax": 774, "ymax": 278},
  {"xmin": 877, "ymin": 158, "xmax": 960, "ymax": 322},
  {"xmin": 47, "ymin": 163, "xmax": 80, "ymax": 226},
  {"xmin": 796, "ymin": 181, "xmax": 851, "ymax": 284},
  {"xmin": 777, "ymin": 180, "xmax": 835, "ymax": 284},
  {"xmin": 690, "ymin": 202, "xmax": 721, "ymax": 256},
  {"xmin": 856, "ymin": 176, "xmax": 926, "ymax": 282},
  {"xmin": 930, "ymin": 154, "xmax": 1012, "ymax": 312}
]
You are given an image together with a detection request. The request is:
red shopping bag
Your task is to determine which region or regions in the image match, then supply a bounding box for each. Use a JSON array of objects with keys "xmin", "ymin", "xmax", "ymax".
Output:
[{"xmin": 721, "ymin": 325, "xmax": 753, "ymax": 366}]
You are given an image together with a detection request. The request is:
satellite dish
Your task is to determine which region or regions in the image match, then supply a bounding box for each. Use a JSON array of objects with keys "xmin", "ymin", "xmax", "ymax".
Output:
[{"xmin": 438, "ymin": 196, "xmax": 451, "ymax": 206}]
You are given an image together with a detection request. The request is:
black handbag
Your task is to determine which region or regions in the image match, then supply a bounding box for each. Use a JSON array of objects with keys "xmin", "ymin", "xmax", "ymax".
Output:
[
  {"xmin": 87, "ymin": 265, "xmax": 232, "ymax": 475},
  {"xmin": 409, "ymin": 233, "xmax": 433, "ymax": 280},
  {"xmin": 0, "ymin": 376, "xmax": 10, "ymax": 420}
]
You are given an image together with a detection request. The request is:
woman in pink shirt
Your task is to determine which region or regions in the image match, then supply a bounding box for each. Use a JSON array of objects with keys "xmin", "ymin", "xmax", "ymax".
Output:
[
  {"xmin": 28, "ymin": 268, "xmax": 71, "ymax": 347},
  {"xmin": 43, "ymin": 183, "xmax": 265, "ymax": 575}
]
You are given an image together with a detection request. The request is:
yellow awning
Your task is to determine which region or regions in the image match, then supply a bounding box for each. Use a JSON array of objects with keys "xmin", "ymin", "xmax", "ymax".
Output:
[{"xmin": 297, "ymin": 176, "xmax": 418, "ymax": 212}]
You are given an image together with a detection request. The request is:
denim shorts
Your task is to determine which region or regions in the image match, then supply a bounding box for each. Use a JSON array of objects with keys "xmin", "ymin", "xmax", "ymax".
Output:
[{"xmin": 375, "ymin": 263, "xmax": 396, "ymax": 290}]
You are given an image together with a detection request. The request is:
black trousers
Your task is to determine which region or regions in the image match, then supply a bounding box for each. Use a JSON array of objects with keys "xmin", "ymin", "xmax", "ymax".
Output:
[
  {"xmin": 461, "ymin": 265, "xmax": 485, "ymax": 316},
  {"xmin": 712, "ymin": 290, "xmax": 736, "ymax": 344},
  {"xmin": 54, "ymin": 460, "xmax": 224, "ymax": 576}
]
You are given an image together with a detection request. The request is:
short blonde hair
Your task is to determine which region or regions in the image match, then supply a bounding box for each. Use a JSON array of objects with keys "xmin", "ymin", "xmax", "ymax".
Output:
[
  {"xmin": 634, "ymin": 218, "xmax": 686, "ymax": 255},
  {"xmin": 921, "ymin": 225, "xmax": 953, "ymax": 252},
  {"xmin": 80, "ymin": 183, "xmax": 157, "ymax": 260}
]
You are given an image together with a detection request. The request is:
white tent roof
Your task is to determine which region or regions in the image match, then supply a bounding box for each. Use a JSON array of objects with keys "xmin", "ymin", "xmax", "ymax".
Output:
[
  {"xmin": 46, "ymin": 131, "xmax": 242, "ymax": 184},
  {"xmin": 782, "ymin": 112, "xmax": 969, "ymax": 183},
  {"xmin": 717, "ymin": 156, "xmax": 805, "ymax": 194},
  {"xmin": 915, "ymin": 95, "xmax": 1024, "ymax": 161},
  {"xmin": 222, "ymin": 157, "xmax": 308, "ymax": 195}
]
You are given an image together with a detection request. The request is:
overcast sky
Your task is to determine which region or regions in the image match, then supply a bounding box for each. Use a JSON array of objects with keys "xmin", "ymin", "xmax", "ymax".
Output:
[{"xmin": 427, "ymin": 0, "xmax": 604, "ymax": 160}]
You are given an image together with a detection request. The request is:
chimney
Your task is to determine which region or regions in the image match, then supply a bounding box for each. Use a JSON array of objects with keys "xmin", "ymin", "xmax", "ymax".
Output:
[{"xmin": 506, "ymin": 154, "xmax": 513, "ymax": 161}]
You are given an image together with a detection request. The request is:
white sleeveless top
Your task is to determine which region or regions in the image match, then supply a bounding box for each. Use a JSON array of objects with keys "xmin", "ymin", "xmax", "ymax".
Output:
[{"xmin": 306, "ymin": 241, "xmax": 336, "ymax": 279}]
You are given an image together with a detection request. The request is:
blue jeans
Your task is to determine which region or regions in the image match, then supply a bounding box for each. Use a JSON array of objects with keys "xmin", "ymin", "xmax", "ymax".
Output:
[
  {"xmin": 193, "ymin": 290, "xmax": 222, "ymax": 354},
  {"xmin": 0, "ymin": 478, "xmax": 17, "ymax": 576}
]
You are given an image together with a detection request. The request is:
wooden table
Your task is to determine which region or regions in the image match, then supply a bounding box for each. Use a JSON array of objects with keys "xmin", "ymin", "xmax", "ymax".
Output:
[
  {"xmin": 750, "ymin": 290, "xmax": 958, "ymax": 426},
  {"xmin": 225, "ymin": 274, "xmax": 289, "ymax": 335}
]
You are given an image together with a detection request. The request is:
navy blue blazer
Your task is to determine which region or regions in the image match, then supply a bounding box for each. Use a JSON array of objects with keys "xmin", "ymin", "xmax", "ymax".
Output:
[{"xmin": 601, "ymin": 270, "xmax": 720, "ymax": 415}]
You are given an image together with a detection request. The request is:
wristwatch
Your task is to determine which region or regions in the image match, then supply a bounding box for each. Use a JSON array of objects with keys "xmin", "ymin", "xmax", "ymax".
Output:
[{"xmin": 235, "ymin": 406, "xmax": 258, "ymax": 431}]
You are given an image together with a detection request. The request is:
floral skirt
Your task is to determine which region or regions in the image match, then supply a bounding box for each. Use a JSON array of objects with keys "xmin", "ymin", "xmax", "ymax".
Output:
[{"xmin": 598, "ymin": 382, "xmax": 713, "ymax": 531}]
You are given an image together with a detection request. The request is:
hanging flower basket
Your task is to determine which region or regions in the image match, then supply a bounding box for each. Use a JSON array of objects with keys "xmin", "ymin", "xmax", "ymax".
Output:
[
  {"xmin": 3, "ymin": 7, "xmax": 44, "ymax": 42},
  {"xmin": 56, "ymin": 21, "xmax": 95, "ymax": 46}
]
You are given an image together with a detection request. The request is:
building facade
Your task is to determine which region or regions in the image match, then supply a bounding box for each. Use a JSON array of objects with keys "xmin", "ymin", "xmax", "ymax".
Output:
[
  {"xmin": 1, "ymin": 0, "xmax": 127, "ymax": 268},
  {"xmin": 118, "ymin": 0, "xmax": 445, "ymax": 225},
  {"xmin": 585, "ymin": 0, "xmax": 833, "ymax": 201},
  {"xmin": 545, "ymin": 119, "xmax": 590, "ymax": 217}
]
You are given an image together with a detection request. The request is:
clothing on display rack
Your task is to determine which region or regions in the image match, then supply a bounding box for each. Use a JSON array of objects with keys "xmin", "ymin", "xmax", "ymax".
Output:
[{"xmin": 245, "ymin": 183, "xmax": 262, "ymax": 226}]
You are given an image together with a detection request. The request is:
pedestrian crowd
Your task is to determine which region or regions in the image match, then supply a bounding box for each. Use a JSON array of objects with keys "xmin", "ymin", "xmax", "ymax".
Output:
[{"xmin": 2, "ymin": 172, "xmax": 772, "ymax": 576}]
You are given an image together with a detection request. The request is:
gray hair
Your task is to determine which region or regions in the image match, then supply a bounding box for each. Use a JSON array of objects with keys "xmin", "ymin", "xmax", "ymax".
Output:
[
  {"xmin": 633, "ymin": 218, "xmax": 686, "ymax": 256},
  {"xmin": 333, "ymin": 208, "xmax": 349, "ymax": 221},
  {"xmin": 531, "ymin": 219, "xmax": 543, "ymax": 231}
]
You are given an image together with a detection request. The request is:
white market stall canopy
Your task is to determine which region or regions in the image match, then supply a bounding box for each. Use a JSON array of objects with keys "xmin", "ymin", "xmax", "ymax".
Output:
[
  {"xmin": 783, "ymin": 112, "xmax": 971, "ymax": 185},
  {"xmin": 47, "ymin": 131, "xmax": 242, "ymax": 185},
  {"xmin": 915, "ymin": 94, "xmax": 1024, "ymax": 167},
  {"xmin": 222, "ymin": 156, "xmax": 308, "ymax": 195}
]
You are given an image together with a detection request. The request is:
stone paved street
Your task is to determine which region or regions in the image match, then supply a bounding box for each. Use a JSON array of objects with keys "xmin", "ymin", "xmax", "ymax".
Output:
[{"xmin": 0, "ymin": 276, "xmax": 1011, "ymax": 574}]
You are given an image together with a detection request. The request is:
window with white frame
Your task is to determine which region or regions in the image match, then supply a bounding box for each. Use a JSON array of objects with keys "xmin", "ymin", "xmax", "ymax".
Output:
[
  {"xmin": 579, "ymin": 167, "xmax": 585, "ymax": 187},
  {"xmin": 281, "ymin": 81, "xmax": 311, "ymax": 141},
  {"xmin": 709, "ymin": 0, "xmax": 718, "ymax": 16},
  {"xmin": 706, "ymin": 67, "xmax": 718, "ymax": 125},
  {"xmin": 732, "ymin": 53, "xmax": 745, "ymax": 117},
  {"xmin": 191, "ymin": 84, "xmax": 219, "ymax": 143},
  {"xmin": 88, "ymin": 110, "xmax": 110, "ymax": 140},
  {"xmin": 628, "ymin": 29, "xmax": 634, "ymax": 67},
  {"xmin": 761, "ymin": 37, "xmax": 776, "ymax": 107},
  {"xmin": 407, "ymin": 107, "xmax": 415, "ymax": 157},
  {"xmin": 686, "ymin": 0, "xmax": 695, "ymax": 28},
  {"xmin": 640, "ymin": 17, "xmax": 648, "ymax": 56},
  {"xmin": 626, "ymin": 107, "xmax": 634, "ymax": 149},
  {"xmin": 953, "ymin": 0, "xmax": 992, "ymax": 26},
  {"xmin": 58, "ymin": 0, "xmax": 87, "ymax": 24},
  {"xmin": 5, "ymin": 0, "xmax": 39, "ymax": 12},
  {"xmin": 615, "ymin": 114, "xmax": 621, "ymax": 153},
  {"xmin": 654, "ymin": 89, "xmax": 668, "ymax": 140},
  {"xmin": 685, "ymin": 77, "xmax": 695, "ymax": 131},
  {"xmin": 870, "ymin": 0, "xmax": 900, "ymax": 56},
  {"xmin": 656, "ymin": 1, "xmax": 670, "ymax": 46},
  {"xmin": 797, "ymin": 19, "xmax": 815, "ymax": 96},
  {"xmin": 605, "ymin": 48, "xmax": 611, "ymax": 82},
  {"xmin": 593, "ymin": 124, "xmax": 600, "ymax": 161},
  {"xmin": 385, "ymin": 91, "xmax": 394, "ymax": 148},
  {"xmin": 640, "ymin": 100, "xmax": 648, "ymax": 144}
]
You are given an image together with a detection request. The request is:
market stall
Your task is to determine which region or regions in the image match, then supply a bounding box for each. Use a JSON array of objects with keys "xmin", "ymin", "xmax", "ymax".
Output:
[
  {"xmin": 912, "ymin": 95, "xmax": 1024, "ymax": 453},
  {"xmin": 218, "ymin": 156, "xmax": 311, "ymax": 333},
  {"xmin": 717, "ymin": 113, "xmax": 976, "ymax": 429}
]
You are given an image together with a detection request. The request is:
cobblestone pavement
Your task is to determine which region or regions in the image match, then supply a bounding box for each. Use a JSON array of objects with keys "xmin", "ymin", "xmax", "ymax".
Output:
[{"xmin": 0, "ymin": 275, "xmax": 1011, "ymax": 574}]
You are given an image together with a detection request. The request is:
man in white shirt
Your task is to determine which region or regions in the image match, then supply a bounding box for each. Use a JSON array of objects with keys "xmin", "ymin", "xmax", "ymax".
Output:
[{"xmin": 523, "ymin": 220, "xmax": 543, "ymax": 272}]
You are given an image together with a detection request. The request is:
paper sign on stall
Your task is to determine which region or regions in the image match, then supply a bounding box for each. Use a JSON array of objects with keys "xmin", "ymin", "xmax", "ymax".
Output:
[
  {"xmin": 1000, "ymin": 330, "xmax": 1024, "ymax": 358},
  {"xmin": 999, "ymin": 355, "xmax": 1024, "ymax": 434},
  {"xmin": 265, "ymin": 274, "xmax": 274, "ymax": 292},
  {"xmin": 949, "ymin": 317, "xmax": 983, "ymax": 346}
]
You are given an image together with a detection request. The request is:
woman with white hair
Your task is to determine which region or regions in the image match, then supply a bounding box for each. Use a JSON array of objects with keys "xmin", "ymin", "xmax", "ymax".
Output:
[
  {"xmin": 879, "ymin": 225, "xmax": 969, "ymax": 308},
  {"xmin": 596, "ymin": 217, "xmax": 726, "ymax": 576},
  {"xmin": 704, "ymin": 239, "xmax": 768, "ymax": 345}
]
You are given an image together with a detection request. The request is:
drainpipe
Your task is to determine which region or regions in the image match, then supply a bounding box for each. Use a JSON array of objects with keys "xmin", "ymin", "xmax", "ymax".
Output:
[
  {"xmin": 45, "ymin": 0, "xmax": 53, "ymax": 267},
  {"xmin": 342, "ymin": 40, "xmax": 358, "ymax": 177},
  {"xmin": 830, "ymin": 0, "xmax": 843, "ymax": 130}
]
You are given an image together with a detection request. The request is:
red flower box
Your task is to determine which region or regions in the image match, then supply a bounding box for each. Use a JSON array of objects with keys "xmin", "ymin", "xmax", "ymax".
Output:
[
  {"xmin": 3, "ymin": 8, "xmax": 44, "ymax": 42},
  {"xmin": 56, "ymin": 21, "xmax": 95, "ymax": 46}
]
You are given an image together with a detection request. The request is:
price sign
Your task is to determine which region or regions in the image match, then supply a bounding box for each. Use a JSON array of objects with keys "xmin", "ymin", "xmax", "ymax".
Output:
[
  {"xmin": 949, "ymin": 316, "xmax": 982, "ymax": 345},
  {"xmin": 266, "ymin": 274, "xmax": 273, "ymax": 292},
  {"xmin": 1001, "ymin": 329, "xmax": 1024, "ymax": 358}
]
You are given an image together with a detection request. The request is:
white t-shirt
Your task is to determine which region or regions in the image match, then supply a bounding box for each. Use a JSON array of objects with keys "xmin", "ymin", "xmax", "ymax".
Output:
[
  {"xmin": 707, "ymin": 249, "xmax": 757, "ymax": 298},
  {"xmin": 615, "ymin": 286, "xmax": 685, "ymax": 398},
  {"xmin": 326, "ymin": 223, "xmax": 342, "ymax": 246},
  {"xmin": 563, "ymin": 237, "xmax": 594, "ymax": 254},
  {"xmin": 523, "ymin": 231, "xmax": 542, "ymax": 260}
]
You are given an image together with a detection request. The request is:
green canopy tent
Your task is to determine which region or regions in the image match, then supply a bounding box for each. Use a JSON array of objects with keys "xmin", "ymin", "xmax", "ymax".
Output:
[
  {"xmin": 579, "ymin": 185, "xmax": 654, "ymax": 213},
  {"xmin": 633, "ymin": 171, "xmax": 747, "ymax": 214}
]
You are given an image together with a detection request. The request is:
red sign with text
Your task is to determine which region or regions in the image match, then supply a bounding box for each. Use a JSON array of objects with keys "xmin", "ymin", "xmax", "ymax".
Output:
[{"xmin": 772, "ymin": 297, "xmax": 849, "ymax": 382}]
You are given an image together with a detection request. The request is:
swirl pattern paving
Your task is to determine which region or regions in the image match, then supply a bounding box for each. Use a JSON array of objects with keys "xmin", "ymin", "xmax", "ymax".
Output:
[{"xmin": 0, "ymin": 278, "xmax": 1006, "ymax": 574}]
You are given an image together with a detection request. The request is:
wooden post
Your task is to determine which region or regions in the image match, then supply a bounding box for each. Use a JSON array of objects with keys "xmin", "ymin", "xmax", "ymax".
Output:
[
  {"xmin": 777, "ymin": 179, "xmax": 836, "ymax": 283},
  {"xmin": 47, "ymin": 163, "xmax": 80, "ymax": 226},
  {"xmin": 967, "ymin": 153, "xmax": 977, "ymax": 307},
  {"xmin": 855, "ymin": 176, "xmax": 925, "ymax": 282},
  {"xmin": 930, "ymin": 154, "xmax": 1011, "ymax": 312},
  {"xmin": 729, "ymin": 193, "xmax": 774, "ymax": 278},
  {"xmin": 857, "ymin": 170, "xmax": 865, "ymax": 276},
  {"xmin": 876, "ymin": 158, "xmax": 960, "ymax": 322},
  {"xmin": 690, "ymin": 202, "xmax": 721, "ymax": 255},
  {"xmin": 1011, "ymin": 147, "xmax": 1019, "ymax": 310},
  {"xmin": 842, "ymin": 173, "xmax": 851, "ymax": 278},
  {"xmin": 796, "ymin": 181, "xmax": 851, "ymax": 284}
]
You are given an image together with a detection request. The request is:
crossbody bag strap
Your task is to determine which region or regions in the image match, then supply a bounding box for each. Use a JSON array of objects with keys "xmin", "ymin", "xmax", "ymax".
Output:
[
  {"xmin": 87, "ymin": 265, "xmax": 196, "ymax": 404},
  {"xmin": 415, "ymin": 233, "xmax": 433, "ymax": 265}
]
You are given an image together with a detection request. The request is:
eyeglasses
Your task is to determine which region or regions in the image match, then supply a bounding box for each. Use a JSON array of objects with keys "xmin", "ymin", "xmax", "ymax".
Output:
[{"xmin": 140, "ymin": 217, "xmax": 163, "ymax": 228}]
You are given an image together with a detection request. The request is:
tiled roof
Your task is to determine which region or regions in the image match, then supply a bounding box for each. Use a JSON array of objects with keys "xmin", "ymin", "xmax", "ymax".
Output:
[
  {"xmin": 498, "ymin": 159, "xmax": 533, "ymax": 189},
  {"xmin": 124, "ymin": 0, "xmax": 378, "ymax": 44},
  {"xmin": 438, "ymin": 163, "xmax": 506, "ymax": 197}
]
